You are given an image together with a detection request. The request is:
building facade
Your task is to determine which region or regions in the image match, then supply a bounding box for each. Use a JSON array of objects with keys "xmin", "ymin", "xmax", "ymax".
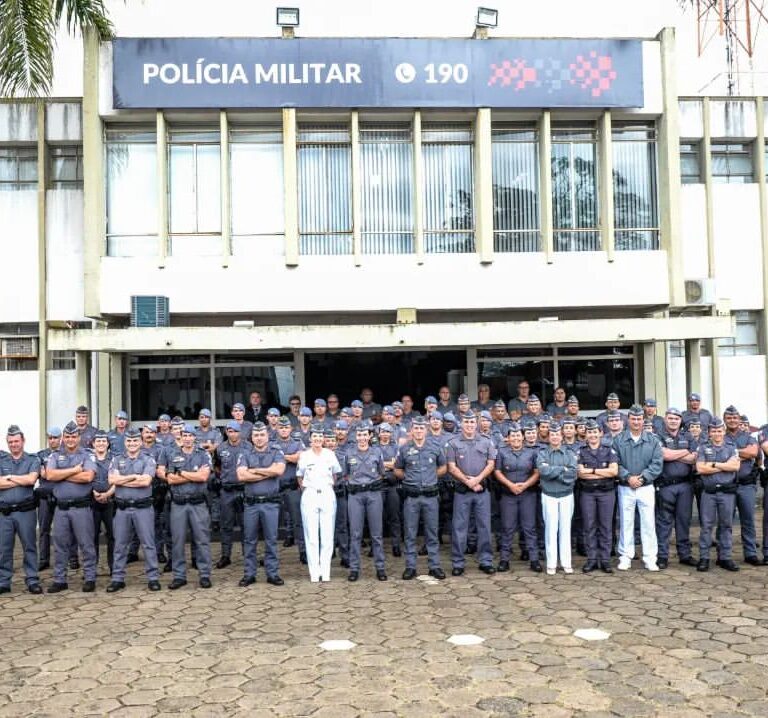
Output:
[{"xmin": 2, "ymin": 1, "xmax": 766, "ymax": 447}]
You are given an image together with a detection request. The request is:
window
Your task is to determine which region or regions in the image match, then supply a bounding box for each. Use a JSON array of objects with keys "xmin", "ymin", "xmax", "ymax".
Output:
[
  {"xmin": 229, "ymin": 128, "xmax": 284, "ymax": 256},
  {"xmin": 169, "ymin": 129, "xmax": 221, "ymax": 255},
  {"xmin": 557, "ymin": 358, "xmax": 634, "ymax": 410},
  {"xmin": 551, "ymin": 125, "xmax": 599, "ymax": 252},
  {"xmin": 711, "ymin": 142, "xmax": 753, "ymax": 184},
  {"xmin": 710, "ymin": 100, "xmax": 757, "ymax": 138},
  {"xmin": 680, "ymin": 141, "xmax": 701, "ymax": 184},
  {"xmin": 612, "ymin": 123, "xmax": 659, "ymax": 251},
  {"xmin": 106, "ymin": 128, "xmax": 157, "ymax": 256},
  {"xmin": 49, "ymin": 145, "xmax": 83, "ymax": 188},
  {"xmin": 422, "ymin": 124, "xmax": 475, "ymax": 253},
  {"xmin": 128, "ymin": 353, "xmax": 295, "ymax": 422},
  {"xmin": 492, "ymin": 125, "xmax": 540, "ymax": 252},
  {"xmin": 360, "ymin": 125, "xmax": 414, "ymax": 254},
  {"xmin": 0, "ymin": 334, "xmax": 38, "ymax": 371},
  {"xmin": 477, "ymin": 357, "xmax": 554, "ymax": 408},
  {"xmin": 0, "ymin": 147, "xmax": 37, "ymax": 190},
  {"xmin": 298, "ymin": 125, "xmax": 352, "ymax": 255},
  {"xmin": 50, "ymin": 350, "xmax": 76, "ymax": 370},
  {"xmin": 718, "ymin": 311, "xmax": 759, "ymax": 356}
]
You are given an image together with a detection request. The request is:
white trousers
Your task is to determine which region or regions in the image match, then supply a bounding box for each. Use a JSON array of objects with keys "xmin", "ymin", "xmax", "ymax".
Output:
[
  {"xmin": 300, "ymin": 487, "xmax": 337, "ymax": 582},
  {"xmin": 617, "ymin": 484, "xmax": 657, "ymax": 563},
  {"xmin": 541, "ymin": 493, "xmax": 574, "ymax": 570}
]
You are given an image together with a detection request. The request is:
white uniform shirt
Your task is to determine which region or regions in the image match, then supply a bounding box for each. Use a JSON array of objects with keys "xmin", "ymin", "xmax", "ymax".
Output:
[{"xmin": 297, "ymin": 448, "xmax": 341, "ymax": 490}]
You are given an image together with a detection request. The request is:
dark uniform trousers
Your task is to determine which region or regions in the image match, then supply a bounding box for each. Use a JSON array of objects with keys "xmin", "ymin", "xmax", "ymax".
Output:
[
  {"xmin": 54, "ymin": 506, "xmax": 97, "ymax": 583},
  {"xmin": 579, "ymin": 485, "xmax": 615, "ymax": 564},
  {"xmin": 113, "ymin": 506, "xmax": 159, "ymax": 583},
  {"xmin": 243, "ymin": 499, "xmax": 280, "ymax": 578},
  {"xmin": 347, "ymin": 490, "xmax": 385, "ymax": 571},
  {"xmin": 334, "ymin": 490, "xmax": 349, "ymax": 562},
  {"xmin": 403, "ymin": 493, "xmax": 440, "ymax": 571},
  {"xmin": 451, "ymin": 489, "xmax": 493, "ymax": 568},
  {"xmin": 219, "ymin": 486, "xmax": 244, "ymax": 559},
  {"xmin": 700, "ymin": 490, "xmax": 736, "ymax": 559},
  {"xmin": 36, "ymin": 492, "xmax": 55, "ymax": 564},
  {"xmin": 92, "ymin": 501, "xmax": 115, "ymax": 570},
  {"xmin": 0, "ymin": 508, "xmax": 39, "ymax": 588},
  {"xmin": 499, "ymin": 489, "xmax": 538, "ymax": 562},
  {"xmin": 382, "ymin": 482, "xmax": 402, "ymax": 551},
  {"xmin": 280, "ymin": 484, "xmax": 305, "ymax": 551},
  {"xmin": 730, "ymin": 482, "xmax": 758, "ymax": 559},
  {"xmin": 170, "ymin": 503, "xmax": 211, "ymax": 580},
  {"xmin": 655, "ymin": 480, "xmax": 694, "ymax": 561}
]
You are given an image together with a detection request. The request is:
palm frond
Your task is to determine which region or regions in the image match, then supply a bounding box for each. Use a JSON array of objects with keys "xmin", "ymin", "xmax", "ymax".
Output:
[
  {"xmin": 54, "ymin": 0, "xmax": 114, "ymax": 40},
  {"xmin": 0, "ymin": 0, "xmax": 56, "ymax": 96}
]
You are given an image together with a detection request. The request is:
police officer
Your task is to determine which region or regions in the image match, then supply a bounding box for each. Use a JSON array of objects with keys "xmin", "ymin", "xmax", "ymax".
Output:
[
  {"xmin": 195, "ymin": 409, "xmax": 221, "ymax": 529},
  {"xmin": 721, "ymin": 405, "xmax": 761, "ymax": 565},
  {"xmin": 140, "ymin": 424, "xmax": 168, "ymax": 565},
  {"xmin": 471, "ymin": 384, "xmax": 494, "ymax": 413},
  {"xmin": 214, "ymin": 421, "xmax": 247, "ymax": 569},
  {"xmin": 596, "ymin": 394, "xmax": 627, "ymax": 433},
  {"xmin": 643, "ymin": 399, "xmax": 664, "ymax": 435},
  {"xmin": 266, "ymin": 408, "xmax": 281, "ymax": 440},
  {"xmin": 35, "ymin": 426, "xmax": 61, "ymax": 571},
  {"xmin": 343, "ymin": 425, "xmax": 387, "ymax": 582},
  {"xmin": 360, "ymin": 388, "xmax": 382, "ymax": 420},
  {"xmin": 230, "ymin": 403, "xmax": 254, "ymax": 443},
  {"xmin": 156, "ymin": 413, "xmax": 175, "ymax": 448},
  {"xmin": 378, "ymin": 423, "xmax": 402, "ymax": 558},
  {"xmin": 108, "ymin": 410, "xmax": 129, "ymax": 455},
  {"xmin": 447, "ymin": 412, "xmax": 497, "ymax": 576},
  {"xmin": 493, "ymin": 423, "xmax": 541, "ymax": 573},
  {"xmin": 683, "ymin": 393, "xmax": 713, "ymax": 433},
  {"xmin": 655, "ymin": 408, "xmax": 697, "ymax": 569},
  {"xmin": 274, "ymin": 416, "xmax": 306, "ymax": 562},
  {"xmin": 696, "ymin": 417, "xmax": 740, "ymax": 571},
  {"xmin": 0, "ymin": 426, "xmax": 42, "ymax": 594},
  {"xmin": 507, "ymin": 380, "xmax": 531, "ymax": 419},
  {"xmin": 577, "ymin": 420, "xmax": 619, "ymax": 573},
  {"xmin": 74, "ymin": 406, "xmax": 97, "ymax": 449},
  {"xmin": 107, "ymin": 428, "xmax": 161, "ymax": 592},
  {"xmin": 313, "ymin": 399, "xmax": 335, "ymax": 429},
  {"xmin": 90, "ymin": 430, "xmax": 115, "ymax": 574},
  {"xmin": 332, "ymin": 420, "xmax": 351, "ymax": 568},
  {"xmin": 296, "ymin": 407, "xmax": 314, "ymax": 446},
  {"xmin": 46, "ymin": 422, "xmax": 97, "ymax": 592},
  {"xmin": 546, "ymin": 387, "xmax": 568, "ymax": 418},
  {"xmin": 159, "ymin": 425, "xmax": 213, "ymax": 589},
  {"xmin": 613, "ymin": 405, "xmax": 662, "ymax": 572},
  {"xmin": 394, "ymin": 416, "xmax": 446, "ymax": 580},
  {"xmin": 236, "ymin": 423, "xmax": 286, "ymax": 586}
]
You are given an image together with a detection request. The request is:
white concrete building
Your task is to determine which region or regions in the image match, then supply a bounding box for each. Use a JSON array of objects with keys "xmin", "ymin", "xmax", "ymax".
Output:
[{"xmin": 2, "ymin": 0, "xmax": 767, "ymax": 447}]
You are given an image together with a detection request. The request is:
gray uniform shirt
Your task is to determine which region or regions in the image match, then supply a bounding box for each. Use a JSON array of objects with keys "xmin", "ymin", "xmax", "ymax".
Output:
[
  {"xmin": 110, "ymin": 453, "xmax": 157, "ymax": 500},
  {"xmin": 395, "ymin": 441, "xmax": 446, "ymax": 490},
  {"xmin": 47, "ymin": 448, "xmax": 96, "ymax": 501},
  {"xmin": 237, "ymin": 445, "xmax": 285, "ymax": 497},
  {"xmin": 445, "ymin": 434, "xmax": 497, "ymax": 484},
  {"xmin": 343, "ymin": 446, "xmax": 384, "ymax": 487},
  {"xmin": 216, "ymin": 441, "xmax": 247, "ymax": 487},
  {"xmin": 160, "ymin": 446, "xmax": 211, "ymax": 499},
  {"xmin": 0, "ymin": 452, "xmax": 40, "ymax": 505}
]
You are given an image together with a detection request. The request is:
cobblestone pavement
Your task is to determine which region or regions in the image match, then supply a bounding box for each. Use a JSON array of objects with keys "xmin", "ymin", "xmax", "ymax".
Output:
[{"xmin": 2, "ymin": 530, "xmax": 768, "ymax": 717}]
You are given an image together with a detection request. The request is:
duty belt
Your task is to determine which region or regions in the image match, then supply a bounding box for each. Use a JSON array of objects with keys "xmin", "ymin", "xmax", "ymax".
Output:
[
  {"xmin": 334, "ymin": 485, "xmax": 347, "ymax": 498},
  {"xmin": 346, "ymin": 481, "xmax": 384, "ymax": 495},
  {"xmin": 243, "ymin": 494, "xmax": 281, "ymax": 505},
  {"xmin": 703, "ymin": 482, "xmax": 737, "ymax": 495},
  {"xmin": 402, "ymin": 486, "xmax": 440, "ymax": 498},
  {"xmin": 499, "ymin": 482, "xmax": 532, "ymax": 496},
  {"xmin": 221, "ymin": 484, "xmax": 244, "ymax": 493},
  {"xmin": 655, "ymin": 475, "xmax": 691, "ymax": 489},
  {"xmin": 115, "ymin": 497, "xmax": 154, "ymax": 510},
  {"xmin": 0, "ymin": 498, "xmax": 37, "ymax": 515},
  {"xmin": 171, "ymin": 495, "xmax": 207, "ymax": 506},
  {"xmin": 279, "ymin": 478, "xmax": 299, "ymax": 492},
  {"xmin": 578, "ymin": 478, "xmax": 617, "ymax": 493},
  {"xmin": 55, "ymin": 497, "xmax": 92, "ymax": 510},
  {"xmin": 453, "ymin": 482, "xmax": 486, "ymax": 495}
]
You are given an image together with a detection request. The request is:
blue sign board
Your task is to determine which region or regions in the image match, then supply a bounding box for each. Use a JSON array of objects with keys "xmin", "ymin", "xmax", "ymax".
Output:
[{"xmin": 113, "ymin": 38, "xmax": 644, "ymax": 109}]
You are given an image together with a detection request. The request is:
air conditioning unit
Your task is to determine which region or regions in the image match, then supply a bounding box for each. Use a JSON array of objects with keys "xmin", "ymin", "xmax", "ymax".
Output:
[
  {"xmin": 685, "ymin": 278, "xmax": 716, "ymax": 306},
  {"xmin": 130, "ymin": 296, "xmax": 170, "ymax": 328},
  {"xmin": 1, "ymin": 337, "xmax": 38, "ymax": 358}
]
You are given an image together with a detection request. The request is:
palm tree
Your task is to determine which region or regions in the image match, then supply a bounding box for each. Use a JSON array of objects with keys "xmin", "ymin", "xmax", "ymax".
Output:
[{"xmin": 0, "ymin": 0, "xmax": 114, "ymax": 97}]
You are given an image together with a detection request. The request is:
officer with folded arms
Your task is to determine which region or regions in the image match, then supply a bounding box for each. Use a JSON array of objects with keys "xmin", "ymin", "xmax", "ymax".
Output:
[
  {"xmin": 213, "ymin": 421, "xmax": 247, "ymax": 570},
  {"xmin": 236, "ymin": 422, "xmax": 286, "ymax": 587},
  {"xmin": 0, "ymin": 426, "xmax": 42, "ymax": 594},
  {"xmin": 107, "ymin": 428, "xmax": 161, "ymax": 592},
  {"xmin": 343, "ymin": 423, "xmax": 387, "ymax": 582},
  {"xmin": 394, "ymin": 416, "xmax": 446, "ymax": 580},
  {"xmin": 159, "ymin": 425, "xmax": 213, "ymax": 589},
  {"xmin": 46, "ymin": 421, "xmax": 97, "ymax": 593},
  {"xmin": 696, "ymin": 417, "xmax": 741, "ymax": 572}
]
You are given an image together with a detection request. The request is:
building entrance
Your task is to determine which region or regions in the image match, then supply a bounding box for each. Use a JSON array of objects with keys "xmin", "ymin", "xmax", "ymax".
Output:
[{"xmin": 304, "ymin": 350, "xmax": 467, "ymax": 409}]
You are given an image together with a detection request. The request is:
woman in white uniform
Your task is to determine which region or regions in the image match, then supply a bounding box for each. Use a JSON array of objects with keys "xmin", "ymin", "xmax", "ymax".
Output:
[{"xmin": 297, "ymin": 428, "xmax": 342, "ymax": 582}]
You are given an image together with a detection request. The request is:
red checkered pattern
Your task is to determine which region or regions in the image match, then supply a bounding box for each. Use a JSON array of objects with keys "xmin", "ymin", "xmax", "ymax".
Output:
[
  {"xmin": 569, "ymin": 51, "xmax": 617, "ymax": 97},
  {"xmin": 487, "ymin": 59, "xmax": 537, "ymax": 89}
]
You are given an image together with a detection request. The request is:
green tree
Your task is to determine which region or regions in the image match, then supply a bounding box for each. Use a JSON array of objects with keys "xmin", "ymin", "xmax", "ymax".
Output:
[{"xmin": 0, "ymin": 0, "xmax": 114, "ymax": 97}]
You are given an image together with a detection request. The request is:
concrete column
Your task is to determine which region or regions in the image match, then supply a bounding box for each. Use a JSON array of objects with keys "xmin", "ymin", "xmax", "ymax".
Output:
[
  {"xmin": 466, "ymin": 347, "xmax": 478, "ymax": 399},
  {"xmin": 97, "ymin": 352, "xmax": 111, "ymax": 429},
  {"xmin": 283, "ymin": 108, "xmax": 299, "ymax": 266},
  {"xmin": 157, "ymin": 111, "xmax": 168, "ymax": 265},
  {"xmin": 598, "ymin": 110, "xmax": 615, "ymax": 261},
  {"xmin": 110, "ymin": 354, "xmax": 124, "ymax": 419},
  {"xmin": 294, "ymin": 350, "xmax": 306, "ymax": 402},
  {"xmin": 475, "ymin": 108, "xmax": 493, "ymax": 263},
  {"xmin": 641, "ymin": 341, "xmax": 668, "ymax": 409},
  {"xmin": 75, "ymin": 351, "xmax": 91, "ymax": 408},
  {"xmin": 351, "ymin": 110, "xmax": 362, "ymax": 266},
  {"xmin": 82, "ymin": 29, "xmax": 103, "ymax": 317},
  {"xmin": 755, "ymin": 99, "xmax": 768, "ymax": 397},
  {"xmin": 37, "ymin": 102, "xmax": 48, "ymax": 442},
  {"xmin": 220, "ymin": 110, "xmax": 231, "ymax": 264},
  {"xmin": 413, "ymin": 111, "xmax": 425, "ymax": 263},
  {"xmin": 656, "ymin": 27, "xmax": 685, "ymax": 306},
  {"xmin": 684, "ymin": 338, "xmax": 702, "ymax": 396},
  {"xmin": 539, "ymin": 111, "xmax": 554, "ymax": 262}
]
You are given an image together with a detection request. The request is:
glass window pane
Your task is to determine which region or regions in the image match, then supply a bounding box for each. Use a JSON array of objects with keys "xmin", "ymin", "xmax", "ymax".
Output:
[
  {"xmin": 613, "ymin": 131, "xmax": 658, "ymax": 251},
  {"xmin": 361, "ymin": 125, "xmax": 414, "ymax": 254},
  {"xmin": 215, "ymin": 365, "xmax": 295, "ymax": 419},
  {"xmin": 130, "ymin": 366, "xmax": 211, "ymax": 421},
  {"xmin": 169, "ymin": 144, "xmax": 197, "ymax": 234},
  {"xmin": 558, "ymin": 358, "xmax": 634, "ymax": 411},
  {"xmin": 195, "ymin": 144, "xmax": 221, "ymax": 233},
  {"xmin": 477, "ymin": 359, "xmax": 554, "ymax": 407},
  {"xmin": 231, "ymin": 141, "xmax": 284, "ymax": 236}
]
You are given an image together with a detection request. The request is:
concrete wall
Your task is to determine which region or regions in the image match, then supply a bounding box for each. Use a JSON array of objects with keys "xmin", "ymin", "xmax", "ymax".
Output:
[
  {"xmin": 47, "ymin": 369, "xmax": 78, "ymax": 435},
  {"xmin": 0, "ymin": 191, "xmax": 38, "ymax": 323},
  {"xmin": 0, "ymin": 371, "xmax": 40, "ymax": 451},
  {"xmin": 47, "ymin": 189, "xmax": 86, "ymax": 321},
  {"xmin": 99, "ymin": 250, "xmax": 670, "ymax": 315}
]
